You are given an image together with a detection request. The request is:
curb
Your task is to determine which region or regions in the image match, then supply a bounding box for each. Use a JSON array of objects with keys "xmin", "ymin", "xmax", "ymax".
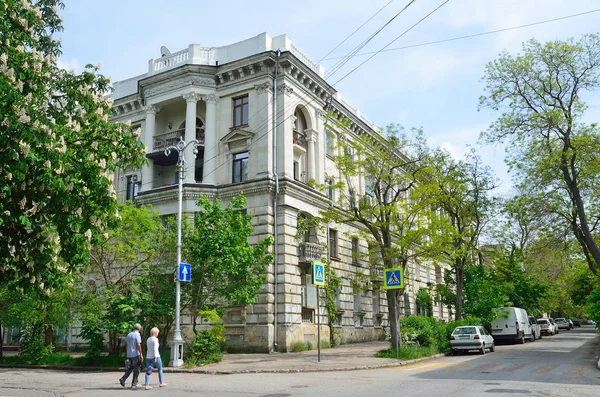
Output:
[{"xmin": 0, "ymin": 353, "xmax": 448, "ymax": 374}]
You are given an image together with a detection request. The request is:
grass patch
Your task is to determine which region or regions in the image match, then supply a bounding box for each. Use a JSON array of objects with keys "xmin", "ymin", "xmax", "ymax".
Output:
[{"xmin": 375, "ymin": 345, "xmax": 439, "ymax": 360}]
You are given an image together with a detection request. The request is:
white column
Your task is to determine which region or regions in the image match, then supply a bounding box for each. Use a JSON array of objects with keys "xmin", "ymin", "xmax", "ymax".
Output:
[
  {"xmin": 202, "ymin": 93, "xmax": 218, "ymax": 185},
  {"xmin": 306, "ymin": 129, "xmax": 317, "ymax": 181},
  {"xmin": 315, "ymin": 109, "xmax": 326, "ymax": 185},
  {"xmin": 141, "ymin": 105, "xmax": 158, "ymax": 191},
  {"xmin": 182, "ymin": 92, "xmax": 201, "ymax": 184}
]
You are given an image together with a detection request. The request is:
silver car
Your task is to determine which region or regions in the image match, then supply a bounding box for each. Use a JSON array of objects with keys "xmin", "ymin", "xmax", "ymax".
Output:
[
  {"xmin": 450, "ymin": 326, "xmax": 495, "ymax": 355},
  {"xmin": 555, "ymin": 318, "xmax": 570, "ymax": 331}
]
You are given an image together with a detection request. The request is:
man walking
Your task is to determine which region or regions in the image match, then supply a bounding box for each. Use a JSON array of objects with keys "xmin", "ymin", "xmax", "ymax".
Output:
[{"xmin": 119, "ymin": 323, "xmax": 143, "ymax": 389}]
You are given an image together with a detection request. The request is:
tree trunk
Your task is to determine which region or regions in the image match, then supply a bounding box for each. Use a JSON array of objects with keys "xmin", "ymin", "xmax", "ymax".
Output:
[
  {"xmin": 454, "ymin": 259, "xmax": 464, "ymax": 321},
  {"xmin": 386, "ymin": 289, "xmax": 401, "ymax": 352},
  {"xmin": 44, "ymin": 325, "xmax": 53, "ymax": 346}
]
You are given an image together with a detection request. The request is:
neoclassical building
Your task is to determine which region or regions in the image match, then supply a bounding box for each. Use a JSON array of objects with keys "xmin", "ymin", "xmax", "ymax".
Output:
[{"xmin": 107, "ymin": 32, "xmax": 450, "ymax": 353}]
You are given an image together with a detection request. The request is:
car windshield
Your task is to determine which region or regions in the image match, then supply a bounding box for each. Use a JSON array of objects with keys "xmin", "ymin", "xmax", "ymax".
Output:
[
  {"xmin": 453, "ymin": 327, "xmax": 477, "ymax": 335},
  {"xmin": 537, "ymin": 320, "xmax": 547, "ymax": 325}
]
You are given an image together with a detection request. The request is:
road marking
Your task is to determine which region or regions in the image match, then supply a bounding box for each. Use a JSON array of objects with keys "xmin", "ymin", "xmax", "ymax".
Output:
[
  {"xmin": 501, "ymin": 363, "xmax": 531, "ymax": 372},
  {"xmin": 565, "ymin": 365, "xmax": 589, "ymax": 377},
  {"xmin": 533, "ymin": 364, "xmax": 559, "ymax": 374},
  {"xmin": 442, "ymin": 362, "xmax": 474, "ymax": 371},
  {"xmin": 395, "ymin": 362, "xmax": 451, "ymax": 371},
  {"xmin": 470, "ymin": 362, "xmax": 503, "ymax": 372}
]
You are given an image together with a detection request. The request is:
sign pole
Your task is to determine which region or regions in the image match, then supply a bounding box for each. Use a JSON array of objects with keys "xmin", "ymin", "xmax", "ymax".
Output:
[{"xmin": 317, "ymin": 285, "xmax": 321, "ymax": 362}]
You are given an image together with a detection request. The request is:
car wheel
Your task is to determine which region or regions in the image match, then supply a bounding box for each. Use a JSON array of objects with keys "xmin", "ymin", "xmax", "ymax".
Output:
[
  {"xmin": 530, "ymin": 333, "xmax": 535, "ymax": 342},
  {"xmin": 490, "ymin": 342, "xmax": 495, "ymax": 352},
  {"xmin": 539, "ymin": 332, "xmax": 542, "ymax": 339},
  {"xmin": 519, "ymin": 335, "xmax": 525, "ymax": 344},
  {"xmin": 480, "ymin": 343, "xmax": 486, "ymax": 355}
]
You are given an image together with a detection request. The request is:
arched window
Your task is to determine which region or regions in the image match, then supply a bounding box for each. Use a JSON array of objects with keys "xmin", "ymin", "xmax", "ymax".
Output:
[{"xmin": 178, "ymin": 118, "xmax": 205, "ymax": 143}]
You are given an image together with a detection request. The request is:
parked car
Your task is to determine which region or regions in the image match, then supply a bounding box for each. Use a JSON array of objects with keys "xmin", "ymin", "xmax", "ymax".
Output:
[
  {"xmin": 555, "ymin": 318, "xmax": 570, "ymax": 331},
  {"xmin": 549, "ymin": 318, "xmax": 559, "ymax": 334},
  {"xmin": 537, "ymin": 318, "xmax": 556, "ymax": 336},
  {"xmin": 450, "ymin": 325, "xmax": 495, "ymax": 355},
  {"xmin": 572, "ymin": 319, "xmax": 581, "ymax": 327},
  {"xmin": 528, "ymin": 316, "xmax": 542, "ymax": 340},
  {"xmin": 567, "ymin": 319, "xmax": 574, "ymax": 329},
  {"xmin": 588, "ymin": 320, "xmax": 596, "ymax": 326},
  {"xmin": 490, "ymin": 307, "xmax": 535, "ymax": 344}
]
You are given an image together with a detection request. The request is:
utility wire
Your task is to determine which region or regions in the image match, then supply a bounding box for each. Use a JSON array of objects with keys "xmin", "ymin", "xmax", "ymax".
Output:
[
  {"xmin": 332, "ymin": 0, "xmax": 451, "ymax": 86},
  {"xmin": 318, "ymin": 0, "xmax": 398, "ymax": 62},
  {"xmin": 322, "ymin": 8, "xmax": 600, "ymax": 61},
  {"xmin": 325, "ymin": 0, "xmax": 417, "ymax": 79},
  {"xmin": 196, "ymin": 0, "xmax": 450, "ymax": 184}
]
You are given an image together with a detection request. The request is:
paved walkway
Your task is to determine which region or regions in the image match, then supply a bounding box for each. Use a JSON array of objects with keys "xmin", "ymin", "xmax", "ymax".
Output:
[
  {"xmin": 2, "ymin": 341, "xmax": 443, "ymax": 374},
  {"xmin": 170, "ymin": 341, "xmax": 443, "ymax": 374}
]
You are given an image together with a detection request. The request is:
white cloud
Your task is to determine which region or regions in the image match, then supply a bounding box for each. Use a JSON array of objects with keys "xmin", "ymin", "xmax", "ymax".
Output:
[{"xmin": 57, "ymin": 57, "xmax": 80, "ymax": 73}]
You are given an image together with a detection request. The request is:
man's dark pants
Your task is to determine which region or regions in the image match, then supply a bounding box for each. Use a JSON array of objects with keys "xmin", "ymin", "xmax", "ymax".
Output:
[{"xmin": 120, "ymin": 356, "xmax": 141, "ymax": 386}]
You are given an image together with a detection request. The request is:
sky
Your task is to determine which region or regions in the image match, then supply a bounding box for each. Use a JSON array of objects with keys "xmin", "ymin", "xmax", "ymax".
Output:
[{"xmin": 57, "ymin": 0, "xmax": 600, "ymax": 195}]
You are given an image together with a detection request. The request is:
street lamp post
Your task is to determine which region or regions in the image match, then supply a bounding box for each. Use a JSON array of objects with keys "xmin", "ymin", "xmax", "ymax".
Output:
[{"xmin": 164, "ymin": 137, "xmax": 199, "ymax": 368}]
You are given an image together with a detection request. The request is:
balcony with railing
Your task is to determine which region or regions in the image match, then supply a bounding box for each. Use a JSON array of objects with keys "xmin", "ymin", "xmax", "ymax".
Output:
[
  {"xmin": 148, "ymin": 128, "xmax": 205, "ymax": 166},
  {"xmin": 298, "ymin": 242, "xmax": 323, "ymax": 263},
  {"xmin": 293, "ymin": 130, "xmax": 306, "ymax": 148}
]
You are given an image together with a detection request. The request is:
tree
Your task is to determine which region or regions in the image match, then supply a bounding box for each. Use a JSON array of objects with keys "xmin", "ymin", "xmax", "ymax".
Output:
[
  {"xmin": 183, "ymin": 194, "xmax": 273, "ymax": 332},
  {"xmin": 480, "ymin": 34, "xmax": 600, "ymax": 275},
  {"xmin": 417, "ymin": 149, "xmax": 498, "ymax": 320},
  {"xmin": 0, "ymin": 0, "xmax": 146, "ymax": 292},
  {"xmin": 321, "ymin": 121, "xmax": 431, "ymax": 351},
  {"xmin": 86, "ymin": 202, "xmax": 173, "ymax": 355}
]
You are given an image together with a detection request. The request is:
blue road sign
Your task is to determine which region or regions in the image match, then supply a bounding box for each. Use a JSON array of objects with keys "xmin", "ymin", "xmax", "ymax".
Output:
[
  {"xmin": 384, "ymin": 268, "xmax": 403, "ymax": 289},
  {"xmin": 179, "ymin": 263, "xmax": 191, "ymax": 282},
  {"xmin": 313, "ymin": 262, "xmax": 325, "ymax": 286}
]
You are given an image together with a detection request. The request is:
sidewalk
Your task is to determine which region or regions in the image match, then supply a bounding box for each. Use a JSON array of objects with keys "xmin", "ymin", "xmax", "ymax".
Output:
[
  {"xmin": 169, "ymin": 341, "xmax": 444, "ymax": 374},
  {"xmin": 1, "ymin": 341, "xmax": 443, "ymax": 374}
]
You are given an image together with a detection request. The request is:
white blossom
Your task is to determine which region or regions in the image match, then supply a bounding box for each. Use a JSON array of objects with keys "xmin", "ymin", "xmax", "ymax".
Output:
[
  {"xmin": 0, "ymin": 53, "xmax": 6, "ymax": 64},
  {"xmin": 44, "ymin": 160, "xmax": 51, "ymax": 168},
  {"xmin": 16, "ymin": 80, "xmax": 24, "ymax": 92},
  {"xmin": 6, "ymin": 68, "xmax": 15, "ymax": 82},
  {"xmin": 19, "ymin": 197, "xmax": 26, "ymax": 209},
  {"xmin": 19, "ymin": 141, "xmax": 30, "ymax": 156},
  {"xmin": 75, "ymin": 208, "xmax": 82, "ymax": 216},
  {"xmin": 84, "ymin": 229, "xmax": 92, "ymax": 240},
  {"xmin": 3, "ymin": 210, "xmax": 10, "ymax": 216},
  {"xmin": 6, "ymin": 172, "xmax": 12, "ymax": 181}
]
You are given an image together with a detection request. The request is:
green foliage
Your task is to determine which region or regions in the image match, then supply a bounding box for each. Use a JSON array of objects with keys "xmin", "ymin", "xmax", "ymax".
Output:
[
  {"xmin": 480, "ymin": 33, "xmax": 600, "ymax": 276},
  {"xmin": 400, "ymin": 315, "xmax": 437, "ymax": 348},
  {"xmin": 185, "ymin": 311, "xmax": 226, "ymax": 365},
  {"xmin": 19, "ymin": 323, "xmax": 54, "ymax": 364},
  {"xmin": 462, "ymin": 264, "xmax": 507, "ymax": 324},
  {"xmin": 375, "ymin": 345, "xmax": 438, "ymax": 360},
  {"xmin": 290, "ymin": 341, "xmax": 314, "ymax": 352},
  {"xmin": 415, "ymin": 288, "xmax": 433, "ymax": 317},
  {"xmin": 184, "ymin": 194, "xmax": 273, "ymax": 330},
  {"xmin": 0, "ymin": 0, "xmax": 146, "ymax": 292},
  {"xmin": 78, "ymin": 321, "xmax": 104, "ymax": 362},
  {"xmin": 585, "ymin": 276, "xmax": 600, "ymax": 327}
]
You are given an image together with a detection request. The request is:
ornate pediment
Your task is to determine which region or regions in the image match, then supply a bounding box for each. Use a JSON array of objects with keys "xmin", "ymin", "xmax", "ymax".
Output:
[{"xmin": 221, "ymin": 128, "xmax": 255, "ymax": 152}]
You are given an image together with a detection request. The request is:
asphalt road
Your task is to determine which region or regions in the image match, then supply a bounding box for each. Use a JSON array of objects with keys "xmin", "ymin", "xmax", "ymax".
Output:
[{"xmin": 0, "ymin": 326, "xmax": 598, "ymax": 397}]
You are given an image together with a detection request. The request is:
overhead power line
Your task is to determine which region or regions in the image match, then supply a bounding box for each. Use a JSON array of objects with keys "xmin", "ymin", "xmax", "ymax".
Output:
[{"xmin": 322, "ymin": 8, "xmax": 600, "ymax": 61}]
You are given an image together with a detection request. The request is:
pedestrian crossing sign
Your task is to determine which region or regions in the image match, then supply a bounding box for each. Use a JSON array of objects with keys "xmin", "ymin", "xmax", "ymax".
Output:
[
  {"xmin": 313, "ymin": 262, "xmax": 325, "ymax": 286},
  {"xmin": 384, "ymin": 268, "xmax": 403, "ymax": 289}
]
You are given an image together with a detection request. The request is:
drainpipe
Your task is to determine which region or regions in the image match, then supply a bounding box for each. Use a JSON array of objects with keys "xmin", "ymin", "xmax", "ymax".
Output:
[{"xmin": 273, "ymin": 49, "xmax": 280, "ymax": 352}]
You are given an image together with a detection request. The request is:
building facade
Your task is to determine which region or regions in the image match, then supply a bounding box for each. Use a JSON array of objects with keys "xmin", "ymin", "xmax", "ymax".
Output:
[{"xmin": 107, "ymin": 32, "xmax": 450, "ymax": 353}]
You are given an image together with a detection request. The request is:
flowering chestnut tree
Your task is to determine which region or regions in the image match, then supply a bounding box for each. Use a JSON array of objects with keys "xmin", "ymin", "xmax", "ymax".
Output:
[{"xmin": 0, "ymin": 0, "xmax": 146, "ymax": 292}]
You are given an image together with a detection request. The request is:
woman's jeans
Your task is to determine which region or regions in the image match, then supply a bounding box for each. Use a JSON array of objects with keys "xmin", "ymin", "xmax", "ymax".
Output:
[{"xmin": 145, "ymin": 356, "xmax": 163, "ymax": 385}]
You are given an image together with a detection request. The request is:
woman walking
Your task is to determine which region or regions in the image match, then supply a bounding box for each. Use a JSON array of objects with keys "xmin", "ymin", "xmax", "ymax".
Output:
[{"xmin": 144, "ymin": 327, "xmax": 167, "ymax": 390}]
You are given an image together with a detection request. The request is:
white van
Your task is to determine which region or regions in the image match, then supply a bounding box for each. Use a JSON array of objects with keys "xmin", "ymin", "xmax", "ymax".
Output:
[{"xmin": 490, "ymin": 307, "xmax": 534, "ymax": 344}]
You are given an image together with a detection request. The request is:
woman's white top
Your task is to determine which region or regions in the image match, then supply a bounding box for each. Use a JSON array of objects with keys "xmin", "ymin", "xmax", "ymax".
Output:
[{"xmin": 146, "ymin": 336, "xmax": 160, "ymax": 359}]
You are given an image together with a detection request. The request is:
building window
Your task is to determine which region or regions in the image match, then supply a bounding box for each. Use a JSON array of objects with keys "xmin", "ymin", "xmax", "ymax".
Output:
[
  {"xmin": 232, "ymin": 152, "xmax": 248, "ymax": 183},
  {"xmin": 327, "ymin": 178, "xmax": 334, "ymax": 202},
  {"xmin": 351, "ymin": 237, "xmax": 359, "ymax": 264},
  {"xmin": 326, "ymin": 129, "xmax": 335, "ymax": 157},
  {"xmin": 353, "ymin": 290, "xmax": 364, "ymax": 327},
  {"xmin": 328, "ymin": 229, "xmax": 338, "ymax": 259},
  {"xmin": 372, "ymin": 291, "xmax": 380, "ymax": 314},
  {"xmin": 353, "ymin": 290, "xmax": 361, "ymax": 313},
  {"xmin": 126, "ymin": 175, "xmax": 139, "ymax": 200},
  {"xmin": 232, "ymin": 95, "xmax": 249, "ymax": 127}
]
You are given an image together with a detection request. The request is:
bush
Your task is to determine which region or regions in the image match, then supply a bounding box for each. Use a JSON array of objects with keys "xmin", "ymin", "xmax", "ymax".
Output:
[
  {"xmin": 184, "ymin": 311, "xmax": 226, "ymax": 366},
  {"xmin": 79, "ymin": 321, "xmax": 105, "ymax": 363},
  {"xmin": 400, "ymin": 315, "xmax": 437, "ymax": 347},
  {"xmin": 375, "ymin": 345, "xmax": 438, "ymax": 360},
  {"xmin": 19, "ymin": 324, "xmax": 54, "ymax": 364},
  {"xmin": 290, "ymin": 341, "xmax": 311, "ymax": 352}
]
